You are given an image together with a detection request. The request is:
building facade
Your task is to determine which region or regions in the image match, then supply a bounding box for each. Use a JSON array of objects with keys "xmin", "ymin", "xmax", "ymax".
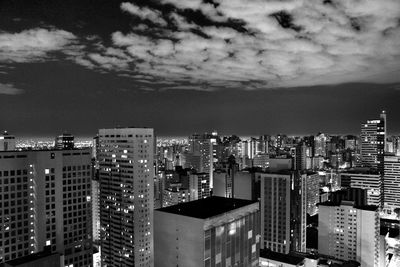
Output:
[
  {"xmin": 98, "ymin": 128, "xmax": 154, "ymax": 267},
  {"xmin": 259, "ymin": 171, "xmax": 307, "ymax": 254},
  {"xmin": 318, "ymin": 201, "xmax": 380, "ymax": 267},
  {"xmin": 0, "ymin": 149, "xmax": 93, "ymax": 266},
  {"xmin": 154, "ymin": 197, "xmax": 260, "ymax": 267}
]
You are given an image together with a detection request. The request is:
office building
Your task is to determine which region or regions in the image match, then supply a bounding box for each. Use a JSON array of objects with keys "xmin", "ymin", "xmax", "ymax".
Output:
[
  {"xmin": 98, "ymin": 127, "xmax": 154, "ymax": 267},
  {"xmin": 359, "ymin": 111, "xmax": 386, "ymax": 172},
  {"xmin": 0, "ymin": 149, "xmax": 93, "ymax": 266},
  {"xmin": 259, "ymin": 171, "xmax": 307, "ymax": 254},
  {"xmin": 154, "ymin": 196, "xmax": 260, "ymax": 267},
  {"xmin": 383, "ymin": 156, "xmax": 400, "ymax": 214},
  {"xmin": 0, "ymin": 131, "xmax": 15, "ymax": 151},
  {"xmin": 340, "ymin": 169, "xmax": 382, "ymax": 207},
  {"xmin": 318, "ymin": 201, "xmax": 380, "ymax": 267},
  {"xmin": 55, "ymin": 133, "xmax": 74, "ymax": 150}
]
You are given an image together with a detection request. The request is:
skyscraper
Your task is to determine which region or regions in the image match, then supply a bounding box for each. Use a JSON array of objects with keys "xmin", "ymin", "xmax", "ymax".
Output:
[
  {"xmin": 98, "ymin": 128, "xmax": 154, "ymax": 267},
  {"xmin": 259, "ymin": 170, "xmax": 307, "ymax": 254},
  {"xmin": 0, "ymin": 148, "xmax": 93, "ymax": 266},
  {"xmin": 360, "ymin": 111, "xmax": 386, "ymax": 172}
]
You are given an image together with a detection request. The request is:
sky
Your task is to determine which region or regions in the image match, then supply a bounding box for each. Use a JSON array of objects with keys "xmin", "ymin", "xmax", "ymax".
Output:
[{"xmin": 0, "ymin": 0, "xmax": 400, "ymax": 137}]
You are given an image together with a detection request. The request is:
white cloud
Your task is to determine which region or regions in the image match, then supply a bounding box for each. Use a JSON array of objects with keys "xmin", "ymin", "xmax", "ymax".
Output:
[
  {"xmin": 73, "ymin": 0, "xmax": 400, "ymax": 90},
  {"xmin": 121, "ymin": 2, "xmax": 168, "ymax": 26},
  {"xmin": 0, "ymin": 28, "xmax": 78, "ymax": 63},
  {"xmin": 0, "ymin": 83, "xmax": 24, "ymax": 95}
]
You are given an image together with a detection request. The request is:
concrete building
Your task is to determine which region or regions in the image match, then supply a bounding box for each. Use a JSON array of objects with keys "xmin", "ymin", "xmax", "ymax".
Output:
[
  {"xmin": 383, "ymin": 156, "xmax": 400, "ymax": 215},
  {"xmin": 213, "ymin": 169, "xmax": 258, "ymax": 201},
  {"xmin": 0, "ymin": 131, "xmax": 15, "ymax": 151},
  {"xmin": 154, "ymin": 196, "xmax": 260, "ymax": 267},
  {"xmin": 98, "ymin": 128, "xmax": 154, "ymax": 267},
  {"xmin": 340, "ymin": 169, "xmax": 382, "ymax": 207},
  {"xmin": 259, "ymin": 170, "xmax": 307, "ymax": 254},
  {"xmin": 162, "ymin": 184, "xmax": 189, "ymax": 207},
  {"xmin": 318, "ymin": 201, "xmax": 380, "ymax": 267},
  {"xmin": 0, "ymin": 149, "xmax": 93, "ymax": 266}
]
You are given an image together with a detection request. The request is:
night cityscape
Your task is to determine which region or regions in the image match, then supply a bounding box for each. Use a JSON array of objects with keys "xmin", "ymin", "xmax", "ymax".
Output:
[{"xmin": 1, "ymin": 0, "xmax": 400, "ymax": 267}]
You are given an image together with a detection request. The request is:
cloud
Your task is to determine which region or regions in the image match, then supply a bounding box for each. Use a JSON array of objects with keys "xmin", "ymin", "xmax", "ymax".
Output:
[
  {"xmin": 0, "ymin": 28, "xmax": 78, "ymax": 63},
  {"xmin": 73, "ymin": 0, "xmax": 400, "ymax": 90},
  {"xmin": 0, "ymin": 83, "xmax": 24, "ymax": 95},
  {"xmin": 121, "ymin": 2, "xmax": 168, "ymax": 26}
]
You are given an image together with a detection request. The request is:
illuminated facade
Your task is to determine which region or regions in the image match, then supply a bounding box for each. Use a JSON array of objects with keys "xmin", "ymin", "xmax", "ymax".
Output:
[
  {"xmin": 0, "ymin": 132, "xmax": 15, "ymax": 151},
  {"xmin": 360, "ymin": 111, "xmax": 386, "ymax": 172},
  {"xmin": 0, "ymin": 149, "xmax": 93, "ymax": 267},
  {"xmin": 98, "ymin": 128, "xmax": 154, "ymax": 267}
]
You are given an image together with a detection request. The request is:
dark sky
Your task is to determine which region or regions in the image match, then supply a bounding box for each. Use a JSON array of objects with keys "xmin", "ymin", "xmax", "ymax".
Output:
[{"xmin": 1, "ymin": 0, "xmax": 400, "ymax": 137}]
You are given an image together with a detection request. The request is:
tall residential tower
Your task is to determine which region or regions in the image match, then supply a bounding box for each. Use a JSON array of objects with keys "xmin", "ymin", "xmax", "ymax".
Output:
[{"xmin": 98, "ymin": 128, "xmax": 154, "ymax": 267}]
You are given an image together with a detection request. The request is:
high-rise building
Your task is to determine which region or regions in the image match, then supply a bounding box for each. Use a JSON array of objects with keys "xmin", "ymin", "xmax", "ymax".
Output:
[
  {"xmin": 318, "ymin": 201, "xmax": 380, "ymax": 267},
  {"xmin": 383, "ymin": 156, "xmax": 400, "ymax": 214},
  {"xmin": 55, "ymin": 133, "xmax": 74, "ymax": 150},
  {"xmin": 360, "ymin": 111, "xmax": 386, "ymax": 173},
  {"xmin": 0, "ymin": 149, "xmax": 93, "ymax": 266},
  {"xmin": 154, "ymin": 197, "xmax": 260, "ymax": 267},
  {"xmin": 259, "ymin": 170, "xmax": 307, "ymax": 254},
  {"xmin": 98, "ymin": 128, "xmax": 154, "ymax": 267},
  {"xmin": 0, "ymin": 131, "xmax": 16, "ymax": 151},
  {"xmin": 188, "ymin": 132, "xmax": 218, "ymax": 189},
  {"xmin": 314, "ymin": 133, "xmax": 327, "ymax": 157},
  {"xmin": 306, "ymin": 172, "xmax": 319, "ymax": 216}
]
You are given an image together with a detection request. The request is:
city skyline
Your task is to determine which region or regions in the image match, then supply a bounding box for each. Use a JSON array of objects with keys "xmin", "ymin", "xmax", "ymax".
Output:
[{"xmin": 1, "ymin": 0, "xmax": 400, "ymax": 136}]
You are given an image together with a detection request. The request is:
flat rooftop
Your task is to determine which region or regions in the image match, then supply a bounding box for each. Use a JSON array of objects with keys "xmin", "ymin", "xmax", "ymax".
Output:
[
  {"xmin": 156, "ymin": 196, "xmax": 257, "ymax": 219},
  {"xmin": 260, "ymin": 249, "xmax": 304, "ymax": 265},
  {"xmin": 4, "ymin": 250, "xmax": 59, "ymax": 266},
  {"xmin": 318, "ymin": 201, "xmax": 378, "ymax": 211}
]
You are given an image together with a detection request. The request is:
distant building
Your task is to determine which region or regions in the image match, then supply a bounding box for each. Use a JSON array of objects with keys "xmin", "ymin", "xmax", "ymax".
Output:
[
  {"xmin": 213, "ymin": 169, "xmax": 259, "ymax": 201},
  {"xmin": 154, "ymin": 197, "xmax": 260, "ymax": 267},
  {"xmin": 340, "ymin": 169, "xmax": 382, "ymax": 207},
  {"xmin": 259, "ymin": 170, "xmax": 307, "ymax": 254},
  {"xmin": 162, "ymin": 183, "xmax": 189, "ymax": 207},
  {"xmin": 306, "ymin": 172, "xmax": 319, "ymax": 216},
  {"xmin": 0, "ymin": 149, "xmax": 93, "ymax": 266},
  {"xmin": 54, "ymin": 133, "xmax": 74, "ymax": 150},
  {"xmin": 98, "ymin": 128, "xmax": 154, "ymax": 267},
  {"xmin": 318, "ymin": 201, "xmax": 380, "ymax": 267},
  {"xmin": 0, "ymin": 131, "xmax": 15, "ymax": 151},
  {"xmin": 359, "ymin": 111, "xmax": 386, "ymax": 173}
]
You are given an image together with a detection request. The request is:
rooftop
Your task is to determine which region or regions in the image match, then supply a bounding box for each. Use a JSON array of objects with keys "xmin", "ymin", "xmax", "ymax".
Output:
[
  {"xmin": 156, "ymin": 196, "xmax": 257, "ymax": 219},
  {"xmin": 4, "ymin": 249, "xmax": 59, "ymax": 266},
  {"xmin": 260, "ymin": 249, "xmax": 304, "ymax": 265},
  {"xmin": 318, "ymin": 201, "xmax": 378, "ymax": 211}
]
